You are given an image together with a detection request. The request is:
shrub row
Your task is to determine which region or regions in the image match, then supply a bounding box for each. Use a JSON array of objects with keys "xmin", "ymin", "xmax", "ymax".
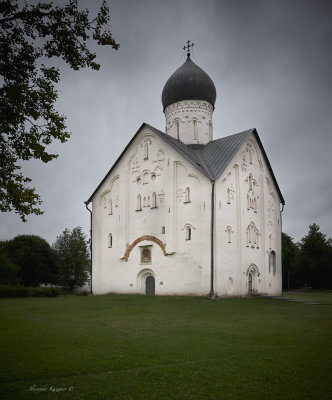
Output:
[{"xmin": 0, "ymin": 285, "xmax": 62, "ymax": 298}]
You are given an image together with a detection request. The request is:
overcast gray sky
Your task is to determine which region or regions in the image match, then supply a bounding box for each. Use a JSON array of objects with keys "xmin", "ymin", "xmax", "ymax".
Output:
[{"xmin": 1, "ymin": 0, "xmax": 332, "ymax": 244}]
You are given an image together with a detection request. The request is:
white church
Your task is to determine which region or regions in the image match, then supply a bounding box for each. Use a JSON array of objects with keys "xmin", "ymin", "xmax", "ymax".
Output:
[{"xmin": 85, "ymin": 44, "xmax": 285, "ymax": 297}]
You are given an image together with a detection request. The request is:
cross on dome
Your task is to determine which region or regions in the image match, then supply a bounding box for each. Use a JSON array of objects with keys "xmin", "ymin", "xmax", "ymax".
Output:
[{"xmin": 183, "ymin": 40, "xmax": 195, "ymax": 57}]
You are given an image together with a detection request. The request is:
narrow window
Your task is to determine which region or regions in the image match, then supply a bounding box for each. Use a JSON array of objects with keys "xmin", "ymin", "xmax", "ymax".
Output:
[
  {"xmin": 185, "ymin": 187, "xmax": 190, "ymax": 203},
  {"xmin": 144, "ymin": 143, "xmax": 148, "ymax": 160},
  {"xmin": 227, "ymin": 188, "xmax": 231, "ymax": 204},
  {"xmin": 226, "ymin": 226, "xmax": 232, "ymax": 243},
  {"xmin": 147, "ymin": 196, "xmax": 151, "ymax": 207},
  {"xmin": 109, "ymin": 199, "xmax": 113, "ymax": 215},
  {"xmin": 186, "ymin": 226, "xmax": 192, "ymax": 240},
  {"xmin": 143, "ymin": 171, "xmax": 149, "ymax": 184},
  {"xmin": 209, "ymin": 121, "xmax": 213, "ymax": 141},
  {"xmin": 249, "ymin": 174, "xmax": 253, "ymax": 190},
  {"xmin": 108, "ymin": 233, "xmax": 112, "ymax": 248},
  {"xmin": 270, "ymin": 250, "xmax": 276, "ymax": 275},
  {"xmin": 151, "ymin": 192, "xmax": 157, "ymax": 208},
  {"xmin": 176, "ymin": 120, "xmax": 180, "ymax": 140},
  {"xmin": 249, "ymin": 149, "xmax": 253, "ymax": 164},
  {"xmin": 193, "ymin": 119, "xmax": 198, "ymax": 140},
  {"xmin": 143, "ymin": 196, "xmax": 146, "ymax": 207},
  {"xmin": 137, "ymin": 195, "xmax": 142, "ymax": 211},
  {"xmin": 161, "ymin": 226, "xmax": 165, "ymax": 234}
]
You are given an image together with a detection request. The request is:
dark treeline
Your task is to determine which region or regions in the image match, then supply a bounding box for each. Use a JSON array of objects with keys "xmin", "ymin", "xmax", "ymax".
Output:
[
  {"xmin": 282, "ymin": 223, "xmax": 332, "ymax": 290},
  {"xmin": 0, "ymin": 227, "xmax": 90, "ymax": 291}
]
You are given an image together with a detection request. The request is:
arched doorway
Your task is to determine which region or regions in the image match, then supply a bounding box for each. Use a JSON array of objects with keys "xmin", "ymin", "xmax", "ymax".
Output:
[
  {"xmin": 145, "ymin": 275, "xmax": 155, "ymax": 296},
  {"xmin": 246, "ymin": 264, "xmax": 260, "ymax": 294},
  {"xmin": 137, "ymin": 268, "xmax": 155, "ymax": 295}
]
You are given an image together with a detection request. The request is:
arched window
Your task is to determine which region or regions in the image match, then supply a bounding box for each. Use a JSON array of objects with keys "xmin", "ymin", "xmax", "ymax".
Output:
[
  {"xmin": 144, "ymin": 143, "xmax": 148, "ymax": 160},
  {"xmin": 137, "ymin": 194, "xmax": 142, "ymax": 211},
  {"xmin": 143, "ymin": 196, "xmax": 146, "ymax": 207},
  {"xmin": 246, "ymin": 222, "xmax": 259, "ymax": 248},
  {"xmin": 186, "ymin": 226, "xmax": 192, "ymax": 241},
  {"xmin": 151, "ymin": 192, "xmax": 157, "ymax": 208},
  {"xmin": 269, "ymin": 250, "xmax": 276, "ymax": 275},
  {"xmin": 147, "ymin": 196, "xmax": 151, "ymax": 207},
  {"xmin": 108, "ymin": 233, "xmax": 112, "ymax": 248},
  {"xmin": 227, "ymin": 188, "xmax": 231, "ymax": 204},
  {"xmin": 193, "ymin": 119, "xmax": 198, "ymax": 140},
  {"xmin": 249, "ymin": 174, "xmax": 253, "ymax": 190},
  {"xmin": 143, "ymin": 171, "xmax": 149, "ymax": 184},
  {"xmin": 109, "ymin": 199, "xmax": 113, "ymax": 215},
  {"xmin": 185, "ymin": 187, "xmax": 190, "ymax": 203},
  {"xmin": 249, "ymin": 149, "xmax": 253, "ymax": 164}
]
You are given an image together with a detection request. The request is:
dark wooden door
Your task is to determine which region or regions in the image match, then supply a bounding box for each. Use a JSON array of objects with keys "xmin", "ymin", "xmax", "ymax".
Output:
[
  {"xmin": 248, "ymin": 273, "xmax": 253, "ymax": 293},
  {"xmin": 146, "ymin": 276, "xmax": 155, "ymax": 296}
]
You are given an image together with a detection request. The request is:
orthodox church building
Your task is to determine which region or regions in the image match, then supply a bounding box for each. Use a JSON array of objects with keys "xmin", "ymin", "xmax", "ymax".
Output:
[{"xmin": 85, "ymin": 45, "xmax": 284, "ymax": 297}]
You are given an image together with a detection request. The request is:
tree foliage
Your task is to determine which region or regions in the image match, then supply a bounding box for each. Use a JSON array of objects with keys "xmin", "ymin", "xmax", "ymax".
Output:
[
  {"xmin": 53, "ymin": 226, "xmax": 90, "ymax": 291},
  {"xmin": 282, "ymin": 224, "xmax": 332, "ymax": 289},
  {"xmin": 3, "ymin": 235, "xmax": 59, "ymax": 286},
  {"xmin": 0, "ymin": 0, "xmax": 119, "ymax": 220},
  {"xmin": 0, "ymin": 253, "xmax": 21, "ymax": 285},
  {"xmin": 282, "ymin": 232, "xmax": 300, "ymax": 289},
  {"xmin": 297, "ymin": 223, "xmax": 332, "ymax": 289}
]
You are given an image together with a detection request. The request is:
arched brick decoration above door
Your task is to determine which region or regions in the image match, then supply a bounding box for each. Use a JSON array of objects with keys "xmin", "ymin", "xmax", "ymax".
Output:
[{"xmin": 123, "ymin": 235, "xmax": 167, "ymax": 262}]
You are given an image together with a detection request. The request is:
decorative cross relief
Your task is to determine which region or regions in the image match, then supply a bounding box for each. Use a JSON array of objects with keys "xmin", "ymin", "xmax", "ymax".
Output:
[
  {"xmin": 267, "ymin": 199, "xmax": 274, "ymax": 226},
  {"xmin": 177, "ymin": 188, "xmax": 184, "ymax": 202},
  {"xmin": 131, "ymin": 157, "xmax": 141, "ymax": 176},
  {"xmin": 114, "ymin": 196, "xmax": 119, "ymax": 208},
  {"xmin": 158, "ymin": 190, "xmax": 165, "ymax": 204},
  {"xmin": 227, "ymin": 185, "xmax": 235, "ymax": 204},
  {"xmin": 152, "ymin": 150, "xmax": 165, "ymax": 171}
]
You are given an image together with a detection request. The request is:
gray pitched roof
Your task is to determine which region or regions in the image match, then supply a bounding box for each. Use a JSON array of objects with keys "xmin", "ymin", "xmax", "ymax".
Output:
[{"xmin": 86, "ymin": 123, "xmax": 285, "ymax": 204}]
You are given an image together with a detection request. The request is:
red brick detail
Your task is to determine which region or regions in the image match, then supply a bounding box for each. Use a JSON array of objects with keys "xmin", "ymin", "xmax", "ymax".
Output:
[{"xmin": 123, "ymin": 235, "xmax": 167, "ymax": 262}]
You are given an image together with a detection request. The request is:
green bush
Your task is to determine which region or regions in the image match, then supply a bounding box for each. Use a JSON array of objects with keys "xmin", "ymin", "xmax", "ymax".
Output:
[
  {"xmin": 0, "ymin": 285, "xmax": 16, "ymax": 298},
  {"xmin": 75, "ymin": 290, "xmax": 90, "ymax": 296},
  {"xmin": 29, "ymin": 287, "xmax": 61, "ymax": 297},
  {"xmin": 14, "ymin": 285, "xmax": 29, "ymax": 297},
  {"xmin": 0, "ymin": 285, "xmax": 61, "ymax": 298}
]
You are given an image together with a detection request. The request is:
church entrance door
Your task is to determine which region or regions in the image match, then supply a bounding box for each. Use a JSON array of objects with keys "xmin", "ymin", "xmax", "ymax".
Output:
[
  {"xmin": 248, "ymin": 273, "xmax": 253, "ymax": 293},
  {"xmin": 146, "ymin": 275, "xmax": 155, "ymax": 296}
]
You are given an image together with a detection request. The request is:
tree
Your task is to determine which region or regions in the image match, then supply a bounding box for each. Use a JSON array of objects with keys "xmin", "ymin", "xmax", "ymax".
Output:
[
  {"xmin": 0, "ymin": 0, "xmax": 119, "ymax": 221},
  {"xmin": 0, "ymin": 253, "xmax": 20, "ymax": 285},
  {"xmin": 53, "ymin": 227, "xmax": 90, "ymax": 291},
  {"xmin": 282, "ymin": 232, "xmax": 300, "ymax": 289},
  {"xmin": 297, "ymin": 223, "xmax": 332, "ymax": 289},
  {"xmin": 4, "ymin": 235, "xmax": 59, "ymax": 286}
]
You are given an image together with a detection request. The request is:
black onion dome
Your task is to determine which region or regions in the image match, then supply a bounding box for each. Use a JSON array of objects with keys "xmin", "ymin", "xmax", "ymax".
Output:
[{"xmin": 162, "ymin": 56, "xmax": 217, "ymax": 111}]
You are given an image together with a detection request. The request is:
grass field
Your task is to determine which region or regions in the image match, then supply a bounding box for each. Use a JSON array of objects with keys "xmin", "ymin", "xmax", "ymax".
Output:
[{"xmin": 0, "ymin": 294, "xmax": 331, "ymax": 400}]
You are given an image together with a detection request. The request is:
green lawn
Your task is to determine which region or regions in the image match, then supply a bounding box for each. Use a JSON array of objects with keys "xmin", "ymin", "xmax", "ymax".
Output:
[
  {"xmin": 0, "ymin": 294, "xmax": 331, "ymax": 400},
  {"xmin": 282, "ymin": 290, "xmax": 332, "ymax": 304}
]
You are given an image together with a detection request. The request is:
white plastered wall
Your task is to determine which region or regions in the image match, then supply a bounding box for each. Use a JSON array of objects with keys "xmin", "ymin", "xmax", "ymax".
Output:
[
  {"xmin": 214, "ymin": 134, "xmax": 282, "ymax": 296},
  {"xmin": 91, "ymin": 125, "xmax": 212, "ymax": 295}
]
